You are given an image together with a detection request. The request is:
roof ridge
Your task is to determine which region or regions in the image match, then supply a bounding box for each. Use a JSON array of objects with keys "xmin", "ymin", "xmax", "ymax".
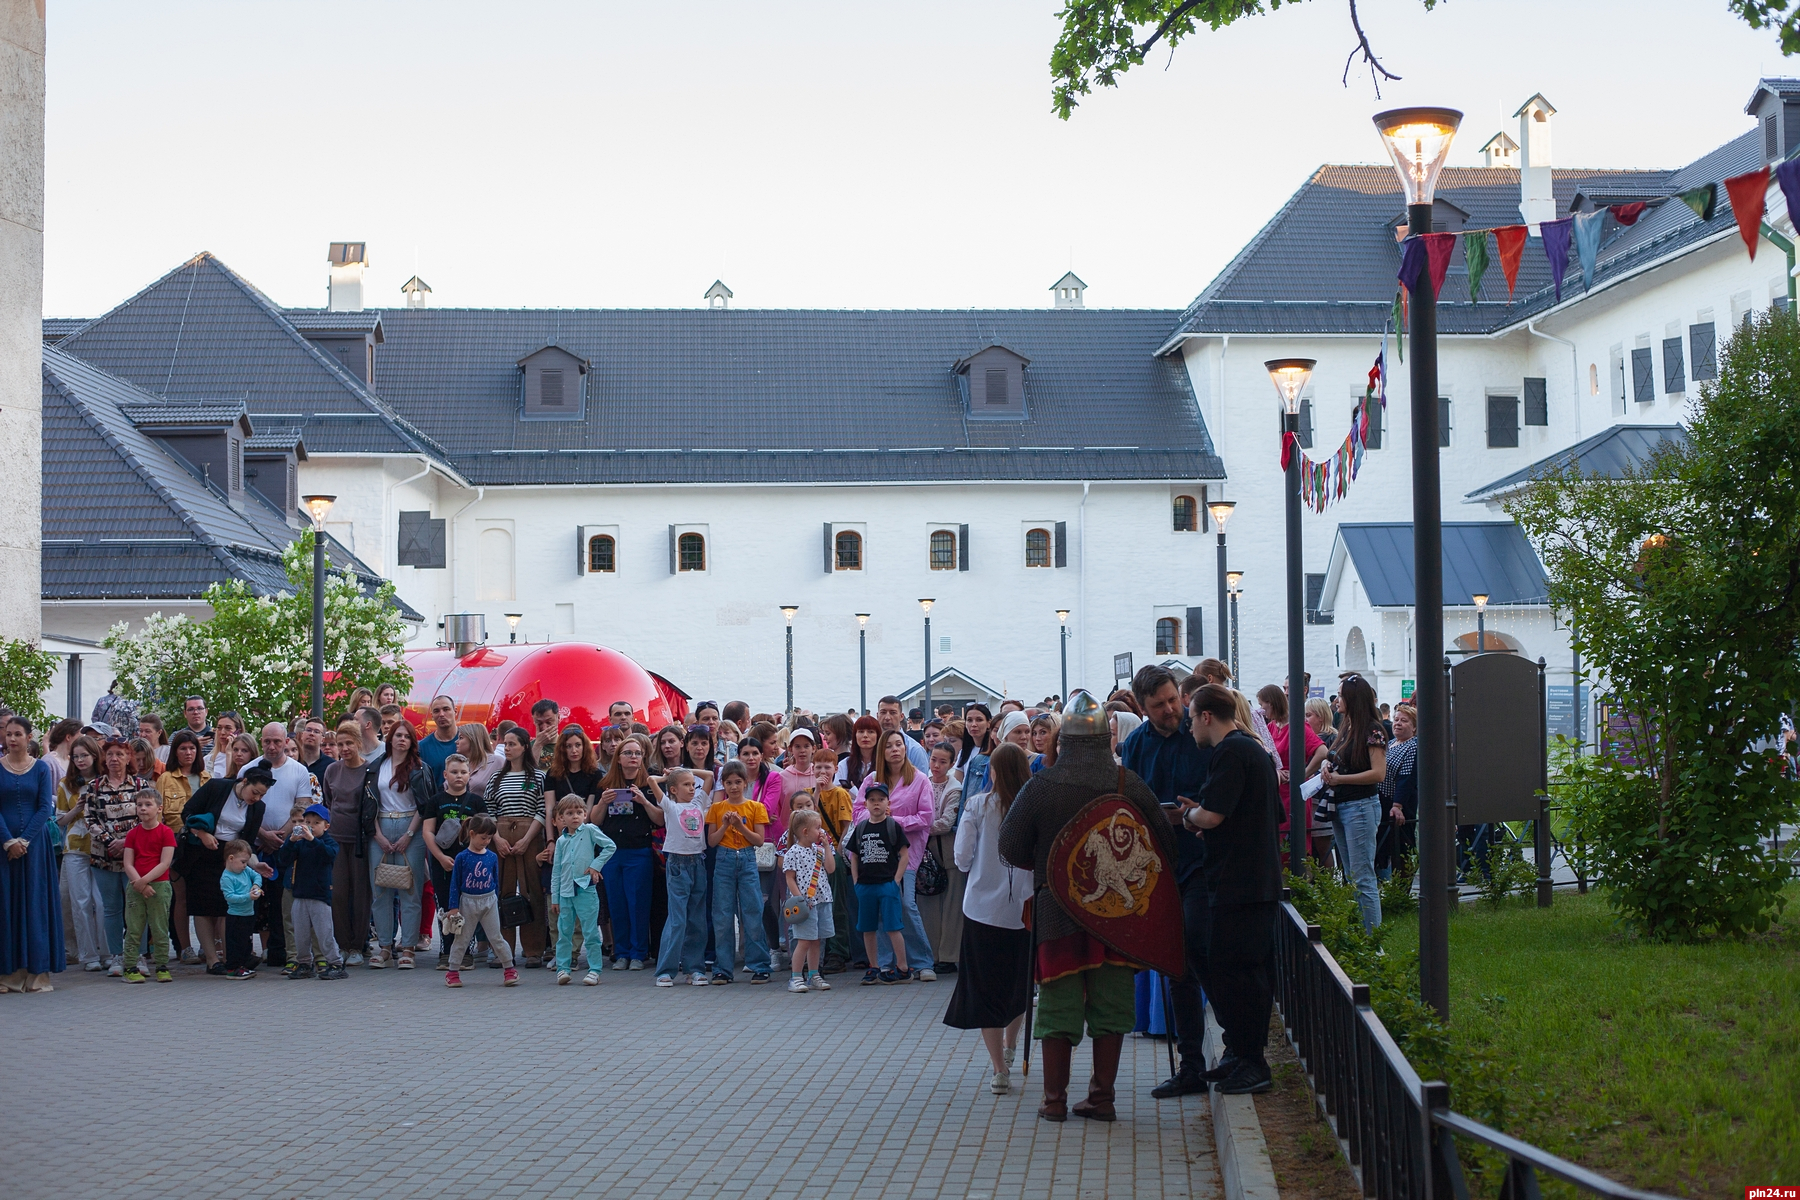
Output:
[{"xmin": 1174, "ymin": 164, "xmax": 1330, "ymax": 333}]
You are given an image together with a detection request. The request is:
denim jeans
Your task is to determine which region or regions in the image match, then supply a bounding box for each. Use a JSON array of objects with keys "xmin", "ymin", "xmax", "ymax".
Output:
[
  {"xmin": 874, "ymin": 868, "xmax": 936, "ymax": 974},
  {"xmin": 93, "ymin": 866, "xmax": 126, "ymax": 958},
  {"xmin": 553, "ymin": 886, "xmax": 602, "ymax": 973},
  {"xmin": 604, "ymin": 846, "xmax": 654, "ymax": 963},
  {"xmin": 1332, "ymin": 797, "xmax": 1382, "ymax": 932},
  {"xmin": 711, "ymin": 846, "xmax": 769, "ymax": 977},
  {"xmin": 370, "ymin": 816, "xmax": 427, "ymax": 949},
  {"xmin": 654, "ymin": 853, "xmax": 709, "ymax": 977}
]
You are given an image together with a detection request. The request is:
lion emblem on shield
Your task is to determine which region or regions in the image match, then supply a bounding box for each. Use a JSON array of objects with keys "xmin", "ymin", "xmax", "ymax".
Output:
[{"xmin": 1068, "ymin": 810, "xmax": 1162, "ymax": 918}]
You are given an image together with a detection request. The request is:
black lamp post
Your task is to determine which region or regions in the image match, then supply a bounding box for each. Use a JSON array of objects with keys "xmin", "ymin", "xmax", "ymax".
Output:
[
  {"xmin": 1263, "ymin": 361, "xmax": 1313, "ymax": 877},
  {"xmin": 1207, "ymin": 499, "xmax": 1236, "ymax": 659},
  {"xmin": 856, "ymin": 613, "xmax": 870, "ymax": 715},
  {"xmin": 1375, "ymin": 104, "xmax": 1462, "ymax": 1020},
  {"xmin": 301, "ymin": 494, "xmax": 337, "ymax": 722},
  {"xmin": 1056, "ymin": 609, "xmax": 1071, "ymax": 699},
  {"xmin": 781, "ymin": 605, "xmax": 799, "ymax": 715},
  {"xmin": 1226, "ymin": 571, "xmax": 1243, "ymax": 685},
  {"xmin": 919, "ymin": 599, "xmax": 935, "ymax": 717}
]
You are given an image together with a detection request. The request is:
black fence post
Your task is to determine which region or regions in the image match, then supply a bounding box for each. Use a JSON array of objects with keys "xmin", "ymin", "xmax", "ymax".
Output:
[{"xmin": 1537, "ymin": 657, "xmax": 1553, "ymax": 907}]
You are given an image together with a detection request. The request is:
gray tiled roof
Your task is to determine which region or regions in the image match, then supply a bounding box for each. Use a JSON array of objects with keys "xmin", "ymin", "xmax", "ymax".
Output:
[
  {"xmin": 1465, "ymin": 423, "xmax": 1687, "ymax": 501},
  {"xmin": 284, "ymin": 310, "xmax": 384, "ymax": 341},
  {"xmin": 42, "ymin": 317, "xmax": 85, "ymax": 343},
  {"xmin": 1334, "ymin": 522, "xmax": 1548, "ymax": 608},
  {"xmin": 40, "ymin": 345, "xmax": 420, "ymax": 619},
  {"xmin": 53, "ymin": 254, "xmax": 446, "ymax": 462},
  {"xmin": 116, "ymin": 400, "xmax": 249, "ymax": 430},
  {"xmin": 356, "ymin": 306, "xmax": 1222, "ymax": 485},
  {"xmin": 1172, "ymin": 126, "xmax": 1762, "ymax": 339}
]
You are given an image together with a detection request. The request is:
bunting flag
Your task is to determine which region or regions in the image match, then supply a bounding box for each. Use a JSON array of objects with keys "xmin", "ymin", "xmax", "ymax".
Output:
[
  {"xmin": 1540, "ymin": 217, "xmax": 1573, "ymax": 301},
  {"xmin": 1610, "ymin": 201, "xmax": 1648, "ymax": 226},
  {"xmin": 1572, "ymin": 209, "xmax": 1608, "ymax": 290},
  {"xmin": 1285, "ymin": 345, "xmax": 1388, "ymax": 514},
  {"xmin": 1396, "ymin": 232, "xmax": 1456, "ymax": 298},
  {"xmin": 1725, "ymin": 166, "xmax": 1770, "ymax": 259},
  {"xmin": 1463, "ymin": 230, "xmax": 1490, "ymax": 303},
  {"xmin": 1280, "ymin": 430, "xmax": 1296, "ymax": 471},
  {"xmin": 1494, "ymin": 225, "xmax": 1528, "ymax": 299},
  {"xmin": 1777, "ymin": 158, "xmax": 1800, "ymax": 227},
  {"xmin": 1391, "ymin": 291, "xmax": 1405, "ymax": 361},
  {"xmin": 1679, "ymin": 183, "xmax": 1718, "ymax": 221}
]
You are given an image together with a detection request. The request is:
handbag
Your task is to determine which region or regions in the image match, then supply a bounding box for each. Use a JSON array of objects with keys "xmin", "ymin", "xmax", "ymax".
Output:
[
  {"xmin": 499, "ymin": 892, "xmax": 535, "ymax": 928},
  {"xmin": 755, "ymin": 841, "xmax": 778, "ymax": 871},
  {"xmin": 373, "ymin": 857, "xmax": 415, "ymax": 892},
  {"xmin": 915, "ymin": 844, "xmax": 948, "ymax": 897},
  {"xmin": 781, "ymin": 848, "xmax": 823, "ymax": 925}
]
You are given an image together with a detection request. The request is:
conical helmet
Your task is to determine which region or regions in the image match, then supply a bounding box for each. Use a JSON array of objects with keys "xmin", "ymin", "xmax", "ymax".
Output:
[{"xmin": 1060, "ymin": 689, "xmax": 1107, "ymax": 737}]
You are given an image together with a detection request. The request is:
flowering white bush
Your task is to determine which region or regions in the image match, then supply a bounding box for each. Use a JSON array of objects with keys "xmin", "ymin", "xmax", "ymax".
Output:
[{"xmin": 104, "ymin": 532, "xmax": 413, "ymax": 727}]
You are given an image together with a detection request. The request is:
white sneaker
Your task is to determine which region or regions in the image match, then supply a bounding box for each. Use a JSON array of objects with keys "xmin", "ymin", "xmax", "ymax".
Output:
[
  {"xmin": 807, "ymin": 973, "xmax": 832, "ymax": 992},
  {"xmin": 83, "ymin": 961, "xmax": 103, "ymax": 972},
  {"xmin": 345, "ymin": 952, "xmax": 365, "ymax": 966},
  {"xmin": 989, "ymin": 1069, "xmax": 1011, "ymax": 1095},
  {"xmin": 628, "ymin": 959, "xmax": 645, "ymax": 971},
  {"xmin": 655, "ymin": 974, "xmax": 674, "ymax": 987},
  {"xmin": 583, "ymin": 970, "xmax": 601, "ymax": 986},
  {"xmin": 557, "ymin": 970, "xmax": 572, "ymax": 985},
  {"xmin": 787, "ymin": 976, "xmax": 809, "ymax": 993},
  {"xmin": 917, "ymin": 967, "xmax": 938, "ymax": 982},
  {"xmin": 691, "ymin": 972, "xmax": 711, "ymax": 986},
  {"xmin": 106, "ymin": 959, "xmax": 123, "ymax": 977}
]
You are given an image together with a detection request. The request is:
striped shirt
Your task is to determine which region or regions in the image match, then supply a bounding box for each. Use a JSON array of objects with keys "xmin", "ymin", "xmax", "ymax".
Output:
[
  {"xmin": 485, "ymin": 768, "xmax": 546, "ymax": 819},
  {"xmin": 1379, "ymin": 737, "xmax": 1418, "ymax": 802}
]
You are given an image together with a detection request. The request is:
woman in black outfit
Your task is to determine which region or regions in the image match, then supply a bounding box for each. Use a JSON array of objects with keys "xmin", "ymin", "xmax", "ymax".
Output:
[{"xmin": 180, "ymin": 767, "xmax": 273, "ymax": 974}]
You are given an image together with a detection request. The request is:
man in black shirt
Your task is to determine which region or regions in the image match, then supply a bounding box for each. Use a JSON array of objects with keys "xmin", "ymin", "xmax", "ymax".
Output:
[{"xmin": 1178, "ymin": 684, "xmax": 1281, "ymax": 1095}]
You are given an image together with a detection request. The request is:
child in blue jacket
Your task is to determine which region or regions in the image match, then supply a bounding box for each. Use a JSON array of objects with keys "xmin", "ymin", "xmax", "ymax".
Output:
[{"xmin": 549, "ymin": 797, "xmax": 616, "ymax": 985}]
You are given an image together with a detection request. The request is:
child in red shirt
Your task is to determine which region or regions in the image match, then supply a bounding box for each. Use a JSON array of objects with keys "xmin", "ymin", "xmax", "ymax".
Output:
[{"xmin": 122, "ymin": 790, "xmax": 177, "ymax": 983}]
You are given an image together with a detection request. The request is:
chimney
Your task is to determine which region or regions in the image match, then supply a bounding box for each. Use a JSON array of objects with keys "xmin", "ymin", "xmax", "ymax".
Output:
[
  {"xmin": 328, "ymin": 242, "xmax": 368, "ymax": 311},
  {"xmin": 1515, "ymin": 94, "xmax": 1557, "ymax": 226},
  {"xmin": 1050, "ymin": 271, "xmax": 1087, "ymax": 309},
  {"xmin": 400, "ymin": 274, "xmax": 432, "ymax": 309},
  {"xmin": 1479, "ymin": 131, "xmax": 1518, "ymax": 169},
  {"xmin": 704, "ymin": 279, "xmax": 733, "ymax": 309}
]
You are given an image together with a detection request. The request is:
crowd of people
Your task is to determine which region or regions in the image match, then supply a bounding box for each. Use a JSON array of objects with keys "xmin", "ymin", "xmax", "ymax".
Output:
[{"xmin": 0, "ymin": 660, "xmax": 1418, "ymax": 1118}]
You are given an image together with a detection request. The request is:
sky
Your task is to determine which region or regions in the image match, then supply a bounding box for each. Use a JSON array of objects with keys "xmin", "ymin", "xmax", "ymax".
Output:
[{"xmin": 43, "ymin": 0, "xmax": 1786, "ymax": 316}]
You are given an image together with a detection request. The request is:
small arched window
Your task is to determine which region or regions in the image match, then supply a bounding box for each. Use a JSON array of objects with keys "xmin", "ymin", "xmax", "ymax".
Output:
[
  {"xmin": 1172, "ymin": 495, "xmax": 1197, "ymax": 532},
  {"xmin": 1025, "ymin": 528, "xmax": 1051, "ymax": 568},
  {"xmin": 929, "ymin": 529, "xmax": 957, "ymax": 570},
  {"xmin": 1155, "ymin": 617, "xmax": 1181, "ymax": 655},
  {"xmin": 587, "ymin": 534, "xmax": 616, "ymax": 573},
  {"xmin": 835, "ymin": 530, "xmax": 863, "ymax": 570},
  {"xmin": 678, "ymin": 532, "xmax": 706, "ymax": 572}
]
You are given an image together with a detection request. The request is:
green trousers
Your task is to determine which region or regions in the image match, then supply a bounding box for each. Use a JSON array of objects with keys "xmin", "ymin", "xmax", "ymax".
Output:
[
  {"xmin": 1033, "ymin": 963, "xmax": 1137, "ymax": 1047},
  {"xmin": 124, "ymin": 881, "xmax": 173, "ymax": 971}
]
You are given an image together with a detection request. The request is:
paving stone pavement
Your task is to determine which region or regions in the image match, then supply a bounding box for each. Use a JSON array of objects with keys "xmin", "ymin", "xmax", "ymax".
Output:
[{"xmin": 6, "ymin": 960, "xmax": 1220, "ymax": 1200}]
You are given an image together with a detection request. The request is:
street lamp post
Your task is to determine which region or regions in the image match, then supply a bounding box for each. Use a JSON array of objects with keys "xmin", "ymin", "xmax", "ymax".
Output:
[
  {"xmin": 1264, "ymin": 361, "xmax": 1313, "ymax": 877},
  {"xmin": 504, "ymin": 613, "xmax": 522, "ymax": 644},
  {"xmin": 781, "ymin": 605, "xmax": 799, "ymax": 715},
  {"xmin": 1472, "ymin": 592, "xmax": 1489, "ymax": 653},
  {"xmin": 1226, "ymin": 572, "xmax": 1243, "ymax": 685},
  {"xmin": 1056, "ymin": 609, "xmax": 1071, "ymax": 699},
  {"xmin": 1375, "ymin": 104, "xmax": 1462, "ymax": 1020},
  {"xmin": 1207, "ymin": 500, "xmax": 1236, "ymax": 660},
  {"xmin": 856, "ymin": 613, "xmax": 870, "ymax": 714},
  {"xmin": 919, "ymin": 599, "xmax": 935, "ymax": 717},
  {"xmin": 301, "ymin": 495, "xmax": 337, "ymax": 722}
]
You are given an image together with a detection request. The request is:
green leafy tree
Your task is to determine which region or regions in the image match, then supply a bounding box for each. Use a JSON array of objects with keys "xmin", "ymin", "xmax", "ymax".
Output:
[
  {"xmin": 103, "ymin": 530, "xmax": 412, "ymax": 731},
  {"xmin": 1507, "ymin": 311, "xmax": 1800, "ymax": 939},
  {"xmin": 1050, "ymin": 1, "xmax": 1796, "ymax": 118},
  {"xmin": 0, "ymin": 639, "xmax": 60, "ymax": 729}
]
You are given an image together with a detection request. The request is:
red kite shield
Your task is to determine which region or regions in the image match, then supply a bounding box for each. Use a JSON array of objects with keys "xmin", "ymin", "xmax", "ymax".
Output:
[{"xmin": 1047, "ymin": 794, "xmax": 1186, "ymax": 978}]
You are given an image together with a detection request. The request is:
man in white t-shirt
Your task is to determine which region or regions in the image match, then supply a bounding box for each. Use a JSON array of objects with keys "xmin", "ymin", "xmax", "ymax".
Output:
[{"xmin": 247, "ymin": 723, "xmax": 322, "ymax": 971}]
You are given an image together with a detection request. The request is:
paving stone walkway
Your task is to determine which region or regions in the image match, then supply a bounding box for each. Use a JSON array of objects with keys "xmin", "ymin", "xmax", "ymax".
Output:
[{"xmin": 6, "ymin": 962, "xmax": 1220, "ymax": 1200}]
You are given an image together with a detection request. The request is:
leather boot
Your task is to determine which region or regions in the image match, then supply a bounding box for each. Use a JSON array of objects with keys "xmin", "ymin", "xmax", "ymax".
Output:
[
  {"xmin": 1072, "ymin": 1032, "xmax": 1123, "ymax": 1121},
  {"xmin": 1037, "ymin": 1037, "xmax": 1072, "ymax": 1122}
]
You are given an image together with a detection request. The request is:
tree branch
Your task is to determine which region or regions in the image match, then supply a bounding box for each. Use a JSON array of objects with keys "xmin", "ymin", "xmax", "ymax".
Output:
[
  {"xmin": 1341, "ymin": 0, "xmax": 1401, "ymax": 94},
  {"xmin": 1137, "ymin": 0, "xmax": 1209, "ymax": 57}
]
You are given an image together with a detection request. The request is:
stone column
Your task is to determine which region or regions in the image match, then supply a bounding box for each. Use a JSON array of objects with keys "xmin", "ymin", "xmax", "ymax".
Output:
[{"xmin": 0, "ymin": 0, "xmax": 43, "ymax": 644}]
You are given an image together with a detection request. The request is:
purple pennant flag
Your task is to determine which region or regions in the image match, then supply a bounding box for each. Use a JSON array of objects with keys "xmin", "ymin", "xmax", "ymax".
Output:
[
  {"xmin": 1540, "ymin": 217, "xmax": 1573, "ymax": 302},
  {"xmin": 1776, "ymin": 158, "xmax": 1800, "ymax": 228},
  {"xmin": 1396, "ymin": 235, "xmax": 1429, "ymax": 294}
]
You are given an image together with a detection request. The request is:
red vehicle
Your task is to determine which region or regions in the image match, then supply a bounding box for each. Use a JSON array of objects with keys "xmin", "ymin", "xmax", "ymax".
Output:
[{"xmin": 399, "ymin": 642, "xmax": 687, "ymax": 740}]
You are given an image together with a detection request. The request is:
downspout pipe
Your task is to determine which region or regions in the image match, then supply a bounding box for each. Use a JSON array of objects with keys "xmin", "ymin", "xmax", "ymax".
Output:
[
  {"xmin": 1760, "ymin": 222, "xmax": 1797, "ymax": 306},
  {"xmin": 1525, "ymin": 322, "xmax": 1581, "ymax": 440}
]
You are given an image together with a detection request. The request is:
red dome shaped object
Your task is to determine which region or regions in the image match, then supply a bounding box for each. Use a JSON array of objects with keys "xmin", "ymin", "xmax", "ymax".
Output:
[{"xmin": 398, "ymin": 641, "xmax": 680, "ymax": 740}]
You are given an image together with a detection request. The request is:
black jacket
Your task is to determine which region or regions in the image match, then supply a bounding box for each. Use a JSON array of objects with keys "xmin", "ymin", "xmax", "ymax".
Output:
[
  {"xmin": 182, "ymin": 778, "xmax": 267, "ymax": 849},
  {"xmin": 359, "ymin": 760, "xmax": 435, "ymax": 844},
  {"xmin": 277, "ymin": 831, "xmax": 339, "ymax": 902}
]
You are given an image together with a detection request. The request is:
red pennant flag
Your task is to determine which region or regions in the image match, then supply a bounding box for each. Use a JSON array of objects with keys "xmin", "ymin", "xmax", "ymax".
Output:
[
  {"xmin": 1493, "ymin": 226, "xmax": 1528, "ymax": 299},
  {"xmin": 1724, "ymin": 167, "xmax": 1770, "ymax": 259},
  {"xmin": 1609, "ymin": 202, "xmax": 1647, "ymax": 226},
  {"xmin": 1280, "ymin": 430, "xmax": 1296, "ymax": 472}
]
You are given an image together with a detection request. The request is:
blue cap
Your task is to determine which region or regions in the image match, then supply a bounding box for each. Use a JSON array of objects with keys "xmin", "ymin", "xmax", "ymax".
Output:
[
  {"xmin": 863, "ymin": 781, "xmax": 890, "ymax": 798},
  {"xmin": 302, "ymin": 803, "xmax": 331, "ymax": 822}
]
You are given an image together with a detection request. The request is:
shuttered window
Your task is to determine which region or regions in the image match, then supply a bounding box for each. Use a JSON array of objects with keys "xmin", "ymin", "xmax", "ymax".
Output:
[
  {"xmin": 228, "ymin": 437, "xmax": 241, "ymax": 490},
  {"xmin": 1025, "ymin": 528, "xmax": 1050, "ymax": 567},
  {"xmin": 588, "ymin": 535, "xmax": 615, "ymax": 573},
  {"xmin": 1297, "ymin": 397, "xmax": 1314, "ymax": 449},
  {"xmin": 540, "ymin": 369, "xmax": 565, "ymax": 405},
  {"xmin": 984, "ymin": 368, "xmax": 1008, "ymax": 406},
  {"xmin": 929, "ymin": 529, "xmax": 956, "ymax": 570},
  {"xmin": 1054, "ymin": 522, "xmax": 1067, "ymax": 568},
  {"xmin": 1690, "ymin": 322, "xmax": 1717, "ymax": 381},
  {"xmin": 1487, "ymin": 396, "xmax": 1519, "ymax": 448},
  {"xmin": 1767, "ymin": 115, "xmax": 1779, "ymax": 160},
  {"xmin": 1662, "ymin": 337, "xmax": 1686, "ymax": 393},
  {"xmin": 1362, "ymin": 399, "xmax": 1382, "ymax": 449},
  {"xmin": 1523, "ymin": 377, "xmax": 1547, "ymax": 426},
  {"xmin": 1155, "ymin": 618, "xmax": 1181, "ymax": 655},
  {"xmin": 1631, "ymin": 347, "xmax": 1655, "ymax": 403},
  {"xmin": 1305, "ymin": 573, "xmax": 1333, "ymax": 625},
  {"xmin": 1185, "ymin": 607, "xmax": 1204, "ymax": 655},
  {"xmin": 1438, "ymin": 397, "xmax": 1452, "ymax": 448}
]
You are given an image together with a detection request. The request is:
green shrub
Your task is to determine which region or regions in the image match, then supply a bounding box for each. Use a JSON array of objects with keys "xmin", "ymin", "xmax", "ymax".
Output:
[
  {"xmin": 1380, "ymin": 852, "xmax": 1419, "ymax": 918},
  {"xmin": 1471, "ymin": 842, "xmax": 1537, "ymax": 911},
  {"xmin": 0, "ymin": 639, "xmax": 59, "ymax": 729}
]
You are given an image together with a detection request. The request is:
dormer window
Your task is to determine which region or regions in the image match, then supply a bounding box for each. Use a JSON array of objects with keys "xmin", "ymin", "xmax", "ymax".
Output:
[
  {"xmin": 953, "ymin": 344, "xmax": 1030, "ymax": 421},
  {"xmin": 517, "ymin": 345, "xmax": 589, "ymax": 421}
]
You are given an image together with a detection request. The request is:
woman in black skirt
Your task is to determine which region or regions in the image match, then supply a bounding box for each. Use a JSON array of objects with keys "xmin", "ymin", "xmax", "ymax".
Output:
[{"xmin": 943, "ymin": 743, "xmax": 1036, "ymax": 1095}]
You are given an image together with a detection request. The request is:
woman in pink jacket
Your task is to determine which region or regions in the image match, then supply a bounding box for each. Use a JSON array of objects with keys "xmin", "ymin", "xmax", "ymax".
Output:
[{"xmin": 855, "ymin": 730, "xmax": 937, "ymax": 980}]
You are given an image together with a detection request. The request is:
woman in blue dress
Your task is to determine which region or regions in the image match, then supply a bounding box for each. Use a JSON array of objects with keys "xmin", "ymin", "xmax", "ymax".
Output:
[{"xmin": 0, "ymin": 714, "xmax": 62, "ymax": 992}]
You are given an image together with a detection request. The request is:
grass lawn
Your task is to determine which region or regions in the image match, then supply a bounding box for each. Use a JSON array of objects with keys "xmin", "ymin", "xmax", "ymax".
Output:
[{"xmin": 1383, "ymin": 887, "xmax": 1799, "ymax": 1197}]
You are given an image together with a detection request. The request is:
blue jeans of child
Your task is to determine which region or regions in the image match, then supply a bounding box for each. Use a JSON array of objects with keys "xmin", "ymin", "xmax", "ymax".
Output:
[
  {"xmin": 711, "ymin": 846, "xmax": 770, "ymax": 977},
  {"xmin": 654, "ymin": 853, "xmax": 708, "ymax": 977},
  {"xmin": 604, "ymin": 846, "xmax": 653, "ymax": 963},
  {"xmin": 874, "ymin": 867, "xmax": 936, "ymax": 974},
  {"xmin": 554, "ymin": 886, "xmax": 602, "ymax": 973},
  {"xmin": 1332, "ymin": 797, "xmax": 1383, "ymax": 932}
]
